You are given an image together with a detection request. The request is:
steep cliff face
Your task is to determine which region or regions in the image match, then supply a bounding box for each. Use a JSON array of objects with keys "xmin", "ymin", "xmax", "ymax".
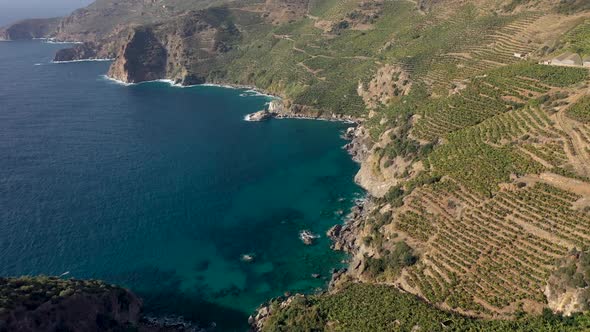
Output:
[
  {"xmin": 108, "ymin": 28, "xmax": 168, "ymax": 82},
  {"xmin": 0, "ymin": 277, "xmax": 142, "ymax": 332},
  {"xmin": 107, "ymin": 8, "xmax": 240, "ymax": 84},
  {"xmin": 0, "ymin": 18, "xmax": 60, "ymax": 41},
  {"xmin": 54, "ymin": 43, "xmax": 101, "ymax": 61}
]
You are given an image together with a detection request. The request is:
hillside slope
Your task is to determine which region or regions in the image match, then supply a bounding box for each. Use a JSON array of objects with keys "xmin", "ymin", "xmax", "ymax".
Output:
[{"xmin": 0, "ymin": 276, "xmax": 141, "ymax": 332}]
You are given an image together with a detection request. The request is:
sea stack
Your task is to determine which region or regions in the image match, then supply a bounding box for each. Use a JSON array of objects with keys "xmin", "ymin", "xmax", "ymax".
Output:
[{"xmin": 245, "ymin": 109, "xmax": 274, "ymax": 122}]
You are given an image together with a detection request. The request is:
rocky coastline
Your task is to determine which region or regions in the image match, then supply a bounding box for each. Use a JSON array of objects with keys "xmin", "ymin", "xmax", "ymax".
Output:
[
  {"xmin": 248, "ymin": 119, "xmax": 375, "ymax": 331},
  {"xmin": 248, "ymin": 199, "xmax": 372, "ymax": 332},
  {"xmin": 1, "ymin": 6, "xmax": 376, "ymax": 331},
  {"xmin": 0, "ymin": 276, "xmax": 216, "ymax": 332}
]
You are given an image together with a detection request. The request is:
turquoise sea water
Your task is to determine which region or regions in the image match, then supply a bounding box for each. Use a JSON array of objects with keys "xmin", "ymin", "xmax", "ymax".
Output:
[{"xmin": 0, "ymin": 41, "xmax": 362, "ymax": 330}]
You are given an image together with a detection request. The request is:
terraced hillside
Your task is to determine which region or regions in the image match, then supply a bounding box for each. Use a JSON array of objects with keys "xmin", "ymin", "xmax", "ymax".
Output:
[{"xmin": 231, "ymin": 0, "xmax": 590, "ymax": 329}]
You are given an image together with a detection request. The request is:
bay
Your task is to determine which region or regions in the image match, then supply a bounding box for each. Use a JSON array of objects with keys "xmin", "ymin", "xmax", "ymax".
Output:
[{"xmin": 0, "ymin": 40, "xmax": 362, "ymax": 331}]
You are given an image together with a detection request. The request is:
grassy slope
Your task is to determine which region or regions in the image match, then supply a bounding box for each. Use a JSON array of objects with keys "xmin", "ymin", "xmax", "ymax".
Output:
[
  {"xmin": 567, "ymin": 95, "xmax": 590, "ymax": 123},
  {"xmin": 263, "ymin": 283, "xmax": 590, "ymax": 332},
  {"xmin": 218, "ymin": 1, "xmax": 424, "ymax": 117},
  {"xmin": 217, "ymin": 0, "xmax": 590, "ymax": 329}
]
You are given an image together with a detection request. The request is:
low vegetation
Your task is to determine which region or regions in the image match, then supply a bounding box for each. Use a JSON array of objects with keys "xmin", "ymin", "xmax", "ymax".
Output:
[
  {"xmin": 567, "ymin": 95, "xmax": 590, "ymax": 124},
  {"xmin": 363, "ymin": 241, "xmax": 417, "ymax": 278},
  {"xmin": 0, "ymin": 276, "xmax": 116, "ymax": 313},
  {"xmin": 562, "ymin": 19, "xmax": 590, "ymax": 55},
  {"xmin": 262, "ymin": 283, "xmax": 590, "ymax": 332}
]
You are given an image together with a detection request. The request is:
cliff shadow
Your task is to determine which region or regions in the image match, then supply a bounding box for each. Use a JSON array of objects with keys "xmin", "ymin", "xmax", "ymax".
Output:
[{"xmin": 107, "ymin": 266, "xmax": 250, "ymax": 331}]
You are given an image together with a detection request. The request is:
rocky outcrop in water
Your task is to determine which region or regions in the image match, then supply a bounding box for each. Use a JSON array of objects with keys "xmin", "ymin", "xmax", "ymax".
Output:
[
  {"xmin": 54, "ymin": 43, "xmax": 101, "ymax": 61},
  {"xmin": 267, "ymin": 99, "xmax": 359, "ymax": 122},
  {"xmin": 245, "ymin": 110, "xmax": 274, "ymax": 121}
]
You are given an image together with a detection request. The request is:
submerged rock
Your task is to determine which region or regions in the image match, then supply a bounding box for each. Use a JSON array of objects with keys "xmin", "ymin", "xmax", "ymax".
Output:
[
  {"xmin": 299, "ymin": 230, "xmax": 320, "ymax": 245},
  {"xmin": 241, "ymin": 253, "xmax": 256, "ymax": 263},
  {"xmin": 194, "ymin": 259, "xmax": 210, "ymax": 272}
]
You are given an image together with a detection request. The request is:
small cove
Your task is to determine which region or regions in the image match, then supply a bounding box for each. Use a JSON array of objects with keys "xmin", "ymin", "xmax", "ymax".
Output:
[{"xmin": 0, "ymin": 40, "xmax": 363, "ymax": 331}]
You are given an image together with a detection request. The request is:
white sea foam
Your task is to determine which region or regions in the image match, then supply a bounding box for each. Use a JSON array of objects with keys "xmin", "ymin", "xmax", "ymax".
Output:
[
  {"xmin": 34, "ymin": 63, "xmax": 43, "ymax": 66},
  {"xmin": 98, "ymin": 76, "xmax": 281, "ymax": 100},
  {"xmin": 144, "ymin": 79, "xmax": 200, "ymax": 88},
  {"xmin": 240, "ymin": 89, "xmax": 276, "ymax": 99},
  {"xmin": 100, "ymin": 76, "xmax": 187, "ymax": 87},
  {"xmin": 100, "ymin": 75, "xmax": 133, "ymax": 86},
  {"xmin": 44, "ymin": 39, "xmax": 83, "ymax": 44},
  {"xmin": 52, "ymin": 58, "xmax": 114, "ymax": 64},
  {"xmin": 274, "ymin": 115, "xmax": 356, "ymax": 124},
  {"xmin": 155, "ymin": 79, "xmax": 190, "ymax": 87},
  {"xmin": 200, "ymin": 83, "xmax": 239, "ymax": 89}
]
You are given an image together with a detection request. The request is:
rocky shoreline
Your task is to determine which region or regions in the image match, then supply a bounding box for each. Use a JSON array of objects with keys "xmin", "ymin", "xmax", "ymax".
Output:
[
  {"xmin": 2, "ymin": 23, "xmax": 374, "ymax": 331},
  {"xmin": 248, "ymin": 120, "xmax": 374, "ymax": 331},
  {"xmin": 248, "ymin": 199, "xmax": 372, "ymax": 331}
]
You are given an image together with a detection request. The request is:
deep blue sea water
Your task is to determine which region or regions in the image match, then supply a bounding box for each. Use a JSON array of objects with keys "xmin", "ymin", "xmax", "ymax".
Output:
[{"xmin": 0, "ymin": 41, "xmax": 362, "ymax": 330}]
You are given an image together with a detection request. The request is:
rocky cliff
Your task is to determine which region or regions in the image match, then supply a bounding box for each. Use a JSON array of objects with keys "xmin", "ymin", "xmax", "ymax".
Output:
[
  {"xmin": 54, "ymin": 43, "xmax": 103, "ymax": 61},
  {"xmin": 0, "ymin": 276, "xmax": 206, "ymax": 331},
  {"xmin": 107, "ymin": 27, "xmax": 169, "ymax": 82},
  {"xmin": 545, "ymin": 249, "xmax": 590, "ymax": 316},
  {"xmin": 0, "ymin": 18, "xmax": 60, "ymax": 41},
  {"xmin": 105, "ymin": 8, "xmax": 240, "ymax": 84},
  {"xmin": 0, "ymin": 276, "xmax": 142, "ymax": 332}
]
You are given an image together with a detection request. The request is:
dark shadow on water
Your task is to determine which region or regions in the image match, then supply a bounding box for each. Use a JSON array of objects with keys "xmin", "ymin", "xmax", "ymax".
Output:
[
  {"xmin": 205, "ymin": 207, "xmax": 306, "ymax": 260},
  {"xmin": 139, "ymin": 289, "xmax": 250, "ymax": 332},
  {"xmin": 106, "ymin": 266, "xmax": 251, "ymax": 332}
]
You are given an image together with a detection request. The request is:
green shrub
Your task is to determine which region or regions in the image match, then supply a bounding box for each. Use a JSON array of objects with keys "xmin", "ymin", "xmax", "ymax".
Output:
[{"xmin": 566, "ymin": 95, "xmax": 590, "ymax": 124}]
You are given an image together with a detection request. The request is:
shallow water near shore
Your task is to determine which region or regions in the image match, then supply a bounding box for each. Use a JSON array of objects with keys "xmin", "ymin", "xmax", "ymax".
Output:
[{"xmin": 0, "ymin": 41, "xmax": 362, "ymax": 331}]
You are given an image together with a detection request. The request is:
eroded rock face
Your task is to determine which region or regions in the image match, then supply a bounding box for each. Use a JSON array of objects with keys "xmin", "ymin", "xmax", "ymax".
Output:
[
  {"xmin": 546, "ymin": 249, "xmax": 590, "ymax": 316},
  {"xmin": 353, "ymin": 128, "xmax": 423, "ymax": 198},
  {"xmin": 108, "ymin": 28, "xmax": 168, "ymax": 83},
  {"xmin": 54, "ymin": 43, "xmax": 100, "ymax": 62},
  {"xmin": 106, "ymin": 9, "xmax": 240, "ymax": 84},
  {"xmin": 357, "ymin": 64, "xmax": 412, "ymax": 110}
]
